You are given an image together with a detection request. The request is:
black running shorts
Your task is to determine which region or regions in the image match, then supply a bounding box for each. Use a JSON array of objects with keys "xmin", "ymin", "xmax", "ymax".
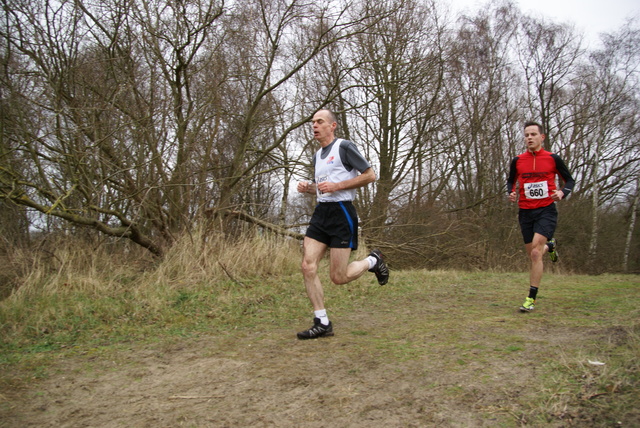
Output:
[
  {"xmin": 518, "ymin": 203, "xmax": 558, "ymax": 244},
  {"xmin": 305, "ymin": 201, "xmax": 359, "ymax": 250}
]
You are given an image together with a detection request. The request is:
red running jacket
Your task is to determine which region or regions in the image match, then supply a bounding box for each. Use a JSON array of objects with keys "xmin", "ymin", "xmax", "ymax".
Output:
[{"xmin": 507, "ymin": 149, "xmax": 575, "ymax": 210}]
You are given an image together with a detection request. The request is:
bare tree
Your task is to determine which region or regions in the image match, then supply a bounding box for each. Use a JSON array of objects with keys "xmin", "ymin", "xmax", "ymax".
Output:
[
  {"xmin": 623, "ymin": 176, "xmax": 640, "ymax": 272},
  {"xmin": 341, "ymin": 0, "xmax": 449, "ymax": 244},
  {"xmin": 568, "ymin": 22, "xmax": 640, "ymax": 268},
  {"xmin": 517, "ymin": 15, "xmax": 584, "ymax": 148},
  {"xmin": 1, "ymin": 0, "xmax": 637, "ymax": 272},
  {"xmin": 444, "ymin": 2, "xmax": 521, "ymax": 210},
  {"xmin": 0, "ymin": 0, "xmax": 387, "ymax": 255}
]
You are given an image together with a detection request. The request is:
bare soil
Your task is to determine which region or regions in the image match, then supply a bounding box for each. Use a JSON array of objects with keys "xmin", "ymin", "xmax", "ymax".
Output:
[{"xmin": 1, "ymin": 309, "xmax": 588, "ymax": 428}]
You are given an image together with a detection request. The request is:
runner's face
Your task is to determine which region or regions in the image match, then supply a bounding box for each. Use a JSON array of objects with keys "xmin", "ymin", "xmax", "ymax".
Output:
[
  {"xmin": 311, "ymin": 111, "xmax": 336, "ymax": 146},
  {"xmin": 524, "ymin": 125, "xmax": 545, "ymax": 152}
]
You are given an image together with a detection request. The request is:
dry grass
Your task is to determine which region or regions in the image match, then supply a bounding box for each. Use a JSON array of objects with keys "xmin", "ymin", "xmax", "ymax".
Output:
[
  {"xmin": 1, "ymin": 234, "xmax": 639, "ymax": 426},
  {"xmin": 0, "ymin": 230, "xmax": 304, "ymax": 345}
]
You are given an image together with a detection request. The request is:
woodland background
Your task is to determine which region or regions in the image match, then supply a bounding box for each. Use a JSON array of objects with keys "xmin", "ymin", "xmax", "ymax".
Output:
[{"xmin": 1, "ymin": 0, "xmax": 639, "ymax": 296}]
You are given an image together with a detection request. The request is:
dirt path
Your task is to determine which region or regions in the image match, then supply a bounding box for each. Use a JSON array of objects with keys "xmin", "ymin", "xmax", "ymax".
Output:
[
  {"xmin": 7, "ymin": 271, "xmax": 635, "ymax": 427},
  {"xmin": 2, "ymin": 310, "xmax": 567, "ymax": 428}
]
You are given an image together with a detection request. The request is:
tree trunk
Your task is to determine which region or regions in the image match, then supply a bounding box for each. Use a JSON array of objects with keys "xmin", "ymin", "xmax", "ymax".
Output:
[
  {"xmin": 587, "ymin": 150, "xmax": 600, "ymax": 268},
  {"xmin": 622, "ymin": 176, "xmax": 640, "ymax": 272}
]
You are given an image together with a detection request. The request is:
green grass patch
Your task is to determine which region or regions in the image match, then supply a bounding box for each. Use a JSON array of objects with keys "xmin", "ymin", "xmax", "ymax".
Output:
[{"xmin": 1, "ymin": 268, "xmax": 639, "ymax": 425}]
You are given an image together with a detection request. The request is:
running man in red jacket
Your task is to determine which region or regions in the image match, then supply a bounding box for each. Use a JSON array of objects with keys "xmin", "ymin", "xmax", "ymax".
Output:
[{"xmin": 507, "ymin": 121, "xmax": 575, "ymax": 312}]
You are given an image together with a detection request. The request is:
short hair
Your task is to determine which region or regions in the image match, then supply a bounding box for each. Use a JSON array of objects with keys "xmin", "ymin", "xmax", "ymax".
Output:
[
  {"xmin": 319, "ymin": 109, "xmax": 338, "ymax": 125},
  {"xmin": 524, "ymin": 121, "xmax": 545, "ymax": 134}
]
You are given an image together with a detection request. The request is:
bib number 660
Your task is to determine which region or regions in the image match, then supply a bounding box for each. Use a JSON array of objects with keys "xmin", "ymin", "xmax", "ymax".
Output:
[{"xmin": 524, "ymin": 181, "xmax": 549, "ymax": 199}]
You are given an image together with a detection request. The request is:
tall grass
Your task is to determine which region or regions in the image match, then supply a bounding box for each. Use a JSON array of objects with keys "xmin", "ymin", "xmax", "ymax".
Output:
[{"xmin": 0, "ymin": 229, "xmax": 305, "ymax": 350}]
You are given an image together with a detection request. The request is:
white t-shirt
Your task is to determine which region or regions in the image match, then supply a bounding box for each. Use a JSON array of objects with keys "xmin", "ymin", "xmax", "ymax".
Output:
[{"xmin": 314, "ymin": 138, "xmax": 370, "ymax": 202}]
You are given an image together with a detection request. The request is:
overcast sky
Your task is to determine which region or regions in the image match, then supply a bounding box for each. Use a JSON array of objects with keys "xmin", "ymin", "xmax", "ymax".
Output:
[{"xmin": 448, "ymin": 0, "xmax": 639, "ymax": 49}]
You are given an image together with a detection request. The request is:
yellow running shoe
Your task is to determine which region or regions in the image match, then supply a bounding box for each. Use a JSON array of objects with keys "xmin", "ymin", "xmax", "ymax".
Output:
[{"xmin": 519, "ymin": 297, "xmax": 535, "ymax": 312}]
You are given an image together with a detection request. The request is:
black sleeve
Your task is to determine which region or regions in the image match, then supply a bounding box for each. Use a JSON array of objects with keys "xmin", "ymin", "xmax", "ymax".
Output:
[
  {"xmin": 551, "ymin": 154, "xmax": 575, "ymax": 197},
  {"xmin": 506, "ymin": 157, "xmax": 519, "ymax": 194}
]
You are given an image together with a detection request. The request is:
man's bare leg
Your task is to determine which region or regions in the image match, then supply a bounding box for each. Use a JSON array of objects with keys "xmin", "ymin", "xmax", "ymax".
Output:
[
  {"xmin": 301, "ymin": 237, "xmax": 328, "ymax": 311},
  {"xmin": 328, "ymin": 247, "xmax": 370, "ymax": 285}
]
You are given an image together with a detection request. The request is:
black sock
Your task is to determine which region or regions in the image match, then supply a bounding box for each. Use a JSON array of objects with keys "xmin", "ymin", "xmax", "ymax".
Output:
[{"xmin": 528, "ymin": 286, "xmax": 538, "ymax": 300}]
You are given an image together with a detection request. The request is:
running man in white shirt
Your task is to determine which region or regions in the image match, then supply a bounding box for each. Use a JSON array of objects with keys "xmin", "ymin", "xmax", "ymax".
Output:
[{"xmin": 296, "ymin": 109, "xmax": 389, "ymax": 340}]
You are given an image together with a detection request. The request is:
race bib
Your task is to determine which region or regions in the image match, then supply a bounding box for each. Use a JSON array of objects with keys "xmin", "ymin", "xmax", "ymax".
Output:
[
  {"xmin": 316, "ymin": 175, "xmax": 332, "ymax": 197},
  {"xmin": 524, "ymin": 181, "xmax": 549, "ymax": 199}
]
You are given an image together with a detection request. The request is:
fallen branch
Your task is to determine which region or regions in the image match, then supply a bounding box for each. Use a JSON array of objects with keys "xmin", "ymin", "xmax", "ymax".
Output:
[
  {"xmin": 585, "ymin": 392, "xmax": 609, "ymax": 400},
  {"xmin": 225, "ymin": 210, "xmax": 304, "ymax": 240},
  {"xmin": 218, "ymin": 261, "xmax": 249, "ymax": 287}
]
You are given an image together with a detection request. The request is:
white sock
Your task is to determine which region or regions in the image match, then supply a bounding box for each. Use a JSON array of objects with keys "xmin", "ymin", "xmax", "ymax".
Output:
[
  {"xmin": 367, "ymin": 255, "xmax": 377, "ymax": 270},
  {"xmin": 314, "ymin": 309, "xmax": 329, "ymax": 325}
]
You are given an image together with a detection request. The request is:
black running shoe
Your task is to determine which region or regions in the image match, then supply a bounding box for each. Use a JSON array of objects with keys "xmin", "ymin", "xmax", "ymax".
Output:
[
  {"xmin": 296, "ymin": 317, "xmax": 334, "ymax": 340},
  {"xmin": 368, "ymin": 249, "xmax": 389, "ymax": 285},
  {"xmin": 547, "ymin": 238, "xmax": 558, "ymax": 263}
]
